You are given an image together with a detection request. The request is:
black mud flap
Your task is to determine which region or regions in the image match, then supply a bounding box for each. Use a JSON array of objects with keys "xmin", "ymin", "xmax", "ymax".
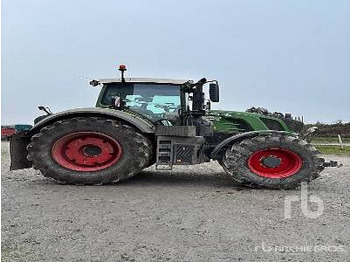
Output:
[{"xmin": 10, "ymin": 133, "xmax": 32, "ymax": 170}]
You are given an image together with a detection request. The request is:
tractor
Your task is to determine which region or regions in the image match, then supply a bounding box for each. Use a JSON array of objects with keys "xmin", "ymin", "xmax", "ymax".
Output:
[{"xmin": 10, "ymin": 65, "xmax": 325, "ymax": 189}]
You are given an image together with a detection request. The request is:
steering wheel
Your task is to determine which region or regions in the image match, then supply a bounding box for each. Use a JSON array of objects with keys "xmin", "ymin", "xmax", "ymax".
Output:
[{"xmin": 154, "ymin": 103, "xmax": 179, "ymax": 112}]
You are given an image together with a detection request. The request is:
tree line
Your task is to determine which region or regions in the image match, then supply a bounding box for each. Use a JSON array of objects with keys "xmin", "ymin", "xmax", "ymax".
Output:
[{"xmin": 304, "ymin": 121, "xmax": 350, "ymax": 138}]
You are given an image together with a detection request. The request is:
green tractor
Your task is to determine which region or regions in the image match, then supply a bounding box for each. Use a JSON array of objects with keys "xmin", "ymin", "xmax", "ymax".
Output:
[{"xmin": 10, "ymin": 65, "xmax": 325, "ymax": 189}]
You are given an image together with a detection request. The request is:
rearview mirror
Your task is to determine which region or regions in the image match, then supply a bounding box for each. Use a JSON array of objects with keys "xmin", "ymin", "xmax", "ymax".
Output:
[{"xmin": 209, "ymin": 83, "xmax": 219, "ymax": 102}]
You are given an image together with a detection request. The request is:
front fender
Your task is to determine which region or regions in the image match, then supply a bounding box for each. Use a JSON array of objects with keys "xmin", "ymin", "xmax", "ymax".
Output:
[
  {"xmin": 211, "ymin": 130, "xmax": 298, "ymax": 160},
  {"xmin": 31, "ymin": 107, "xmax": 155, "ymax": 134}
]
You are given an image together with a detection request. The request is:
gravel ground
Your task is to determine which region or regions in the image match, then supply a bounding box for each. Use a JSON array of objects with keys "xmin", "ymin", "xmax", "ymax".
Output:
[{"xmin": 1, "ymin": 141, "xmax": 349, "ymax": 262}]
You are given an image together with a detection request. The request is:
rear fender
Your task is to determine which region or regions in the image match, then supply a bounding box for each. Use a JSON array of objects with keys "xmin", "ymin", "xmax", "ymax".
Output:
[
  {"xmin": 31, "ymin": 107, "xmax": 155, "ymax": 134},
  {"xmin": 211, "ymin": 130, "xmax": 298, "ymax": 160},
  {"xmin": 10, "ymin": 107, "xmax": 156, "ymax": 170}
]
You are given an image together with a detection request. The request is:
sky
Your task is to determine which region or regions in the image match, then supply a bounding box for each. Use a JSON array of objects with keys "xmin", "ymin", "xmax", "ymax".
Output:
[{"xmin": 2, "ymin": 0, "xmax": 350, "ymax": 124}]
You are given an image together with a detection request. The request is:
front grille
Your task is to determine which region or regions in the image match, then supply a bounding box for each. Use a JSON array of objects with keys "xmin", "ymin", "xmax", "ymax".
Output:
[
  {"xmin": 260, "ymin": 118, "xmax": 284, "ymax": 131},
  {"xmin": 283, "ymin": 119, "xmax": 304, "ymax": 133}
]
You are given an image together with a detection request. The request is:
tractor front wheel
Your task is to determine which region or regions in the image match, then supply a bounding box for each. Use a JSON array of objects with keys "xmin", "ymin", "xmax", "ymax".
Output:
[
  {"xmin": 27, "ymin": 117, "xmax": 152, "ymax": 185},
  {"xmin": 221, "ymin": 134, "xmax": 324, "ymax": 189}
]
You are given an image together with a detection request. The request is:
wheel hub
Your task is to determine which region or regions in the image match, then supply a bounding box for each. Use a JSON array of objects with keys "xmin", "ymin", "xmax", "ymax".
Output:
[
  {"xmin": 83, "ymin": 145, "xmax": 102, "ymax": 157},
  {"xmin": 52, "ymin": 132, "xmax": 122, "ymax": 172},
  {"xmin": 248, "ymin": 148, "xmax": 302, "ymax": 178},
  {"xmin": 261, "ymin": 156, "xmax": 281, "ymax": 168}
]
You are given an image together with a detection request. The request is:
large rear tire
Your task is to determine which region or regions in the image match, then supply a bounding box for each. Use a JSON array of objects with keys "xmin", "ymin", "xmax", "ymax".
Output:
[
  {"xmin": 27, "ymin": 117, "xmax": 153, "ymax": 185},
  {"xmin": 221, "ymin": 134, "xmax": 324, "ymax": 189}
]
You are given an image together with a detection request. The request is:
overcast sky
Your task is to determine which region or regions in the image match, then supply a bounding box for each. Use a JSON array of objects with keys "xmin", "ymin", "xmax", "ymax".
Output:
[{"xmin": 2, "ymin": 0, "xmax": 349, "ymax": 124}]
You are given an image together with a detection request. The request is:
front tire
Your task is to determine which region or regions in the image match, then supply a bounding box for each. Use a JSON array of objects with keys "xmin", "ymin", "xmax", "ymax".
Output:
[
  {"xmin": 27, "ymin": 117, "xmax": 152, "ymax": 185},
  {"xmin": 221, "ymin": 134, "xmax": 324, "ymax": 189}
]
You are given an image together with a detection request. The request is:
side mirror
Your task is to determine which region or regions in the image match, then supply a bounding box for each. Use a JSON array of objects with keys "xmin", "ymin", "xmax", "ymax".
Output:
[{"xmin": 209, "ymin": 83, "xmax": 219, "ymax": 102}]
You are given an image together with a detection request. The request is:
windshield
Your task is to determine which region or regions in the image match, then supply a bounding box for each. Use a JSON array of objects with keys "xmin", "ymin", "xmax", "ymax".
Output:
[{"xmin": 101, "ymin": 83, "xmax": 181, "ymax": 121}]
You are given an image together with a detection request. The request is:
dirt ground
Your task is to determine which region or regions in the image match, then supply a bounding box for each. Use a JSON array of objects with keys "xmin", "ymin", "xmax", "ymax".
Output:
[{"xmin": 1, "ymin": 141, "xmax": 349, "ymax": 262}]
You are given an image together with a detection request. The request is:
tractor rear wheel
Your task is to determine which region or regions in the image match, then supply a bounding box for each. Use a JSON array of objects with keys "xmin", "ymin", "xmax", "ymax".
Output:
[
  {"xmin": 27, "ymin": 117, "xmax": 152, "ymax": 185},
  {"xmin": 221, "ymin": 134, "xmax": 324, "ymax": 189}
]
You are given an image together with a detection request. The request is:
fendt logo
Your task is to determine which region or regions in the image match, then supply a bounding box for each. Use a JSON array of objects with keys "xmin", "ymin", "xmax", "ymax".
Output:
[{"xmin": 284, "ymin": 182, "xmax": 324, "ymax": 219}]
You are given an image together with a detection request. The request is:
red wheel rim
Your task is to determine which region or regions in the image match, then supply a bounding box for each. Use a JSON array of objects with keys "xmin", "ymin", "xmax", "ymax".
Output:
[
  {"xmin": 51, "ymin": 132, "xmax": 122, "ymax": 171},
  {"xmin": 247, "ymin": 148, "xmax": 302, "ymax": 178}
]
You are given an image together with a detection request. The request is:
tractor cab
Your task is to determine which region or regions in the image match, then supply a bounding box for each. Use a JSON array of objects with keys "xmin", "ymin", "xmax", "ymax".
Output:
[
  {"xmin": 94, "ymin": 78, "xmax": 186, "ymax": 123},
  {"xmin": 91, "ymin": 65, "xmax": 220, "ymax": 127}
]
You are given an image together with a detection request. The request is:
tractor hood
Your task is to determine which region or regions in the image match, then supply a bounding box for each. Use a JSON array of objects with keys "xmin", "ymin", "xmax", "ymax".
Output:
[{"xmin": 208, "ymin": 110, "xmax": 304, "ymax": 133}]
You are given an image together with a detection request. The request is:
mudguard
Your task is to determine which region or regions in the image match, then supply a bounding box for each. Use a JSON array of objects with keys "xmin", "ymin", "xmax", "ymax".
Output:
[
  {"xmin": 31, "ymin": 107, "xmax": 155, "ymax": 134},
  {"xmin": 211, "ymin": 130, "xmax": 298, "ymax": 160}
]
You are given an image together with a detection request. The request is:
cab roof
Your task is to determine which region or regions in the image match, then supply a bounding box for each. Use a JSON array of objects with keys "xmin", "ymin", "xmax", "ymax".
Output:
[{"xmin": 98, "ymin": 77, "xmax": 190, "ymax": 85}]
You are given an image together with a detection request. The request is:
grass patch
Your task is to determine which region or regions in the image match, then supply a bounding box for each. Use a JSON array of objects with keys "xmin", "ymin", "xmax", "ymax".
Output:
[
  {"xmin": 311, "ymin": 137, "xmax": 350, "ymax": 143},
  {"xmin": 315, "ymin": 145, "xmax": 350, "ymax": 155}
]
